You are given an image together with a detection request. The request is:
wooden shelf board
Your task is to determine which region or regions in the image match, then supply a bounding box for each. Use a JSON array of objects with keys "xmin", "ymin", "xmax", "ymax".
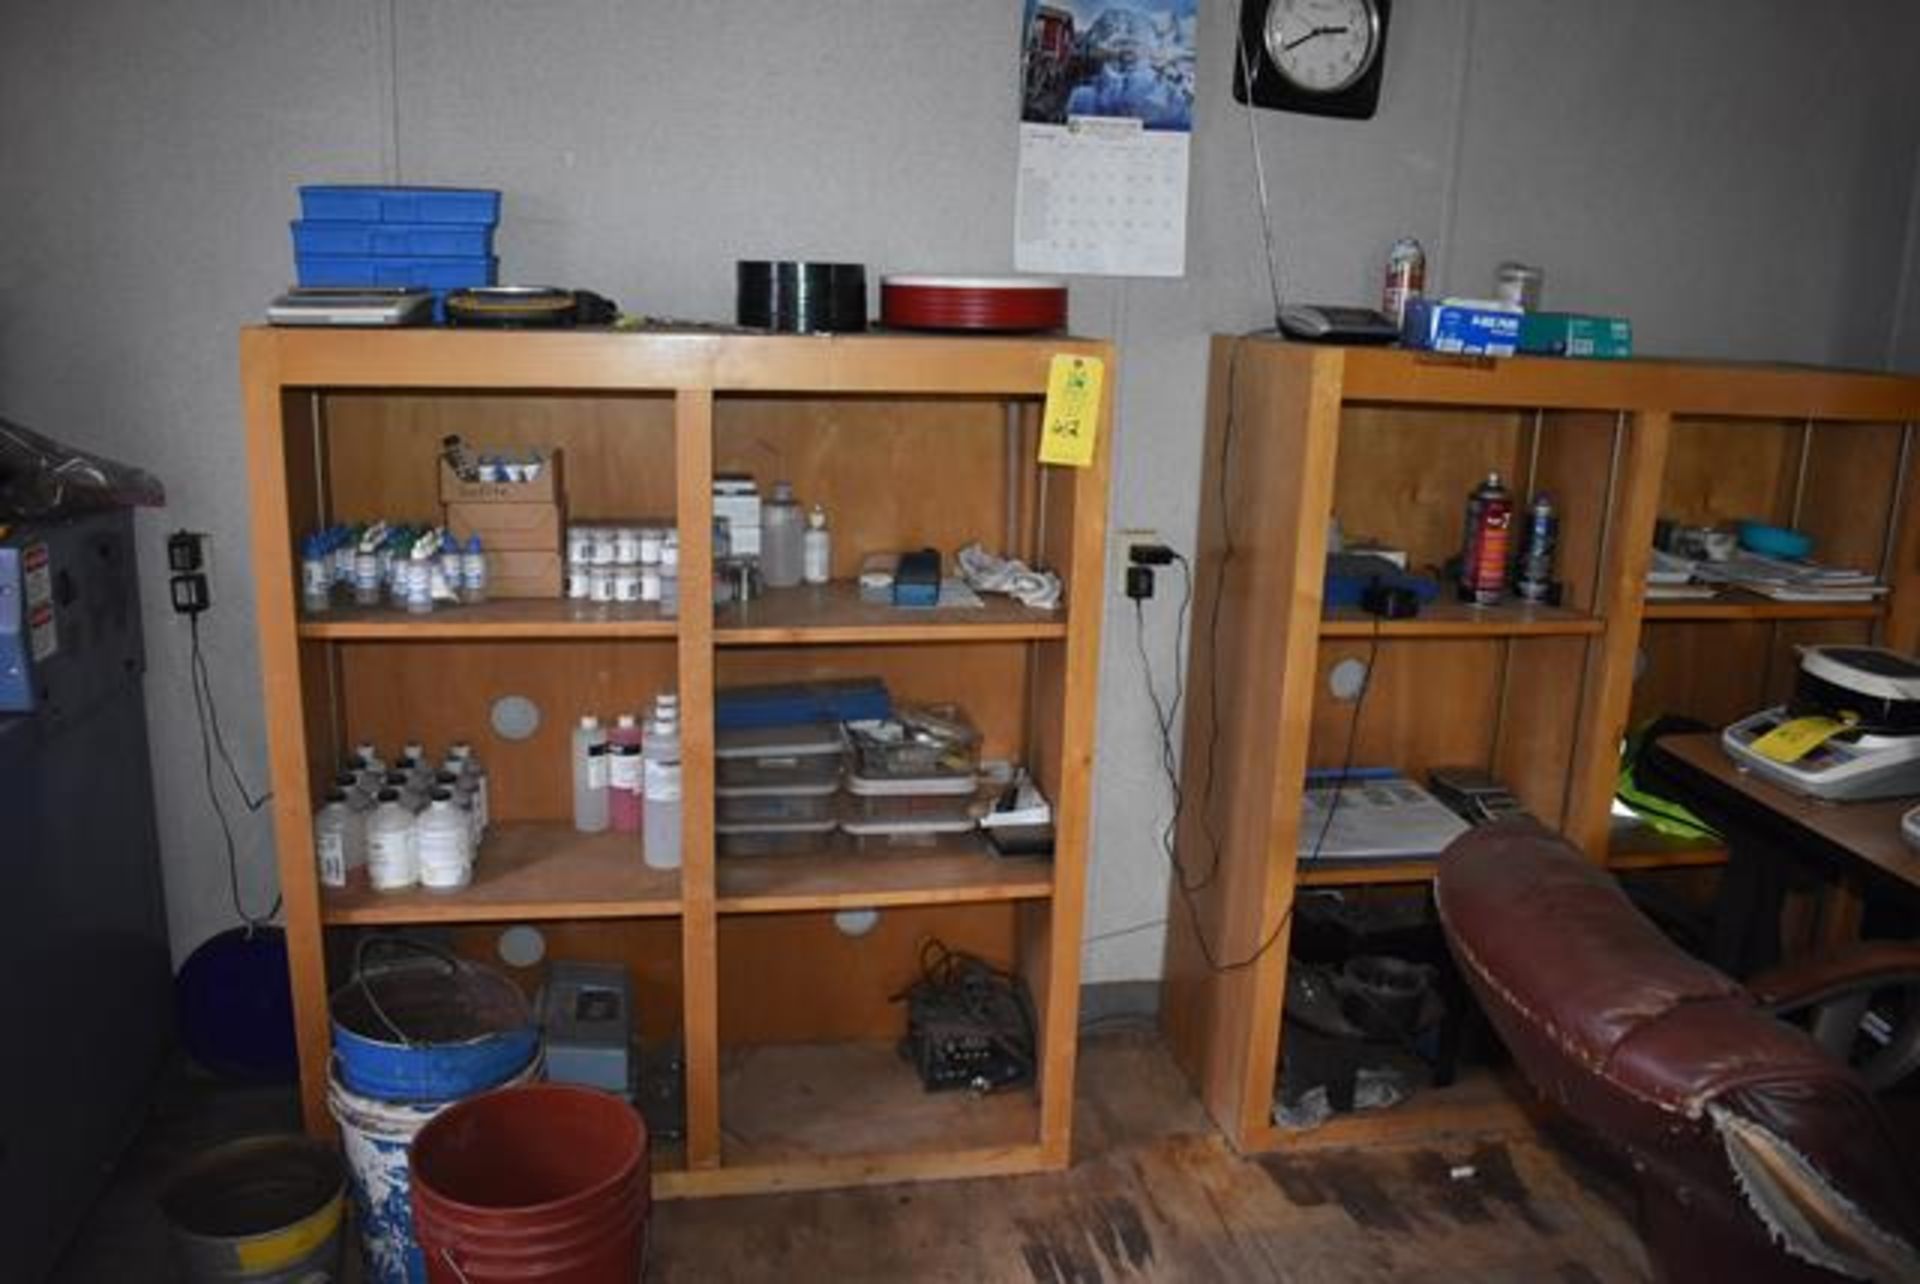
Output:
[
  {"xmin": 715, "ymin": 581, "xmax": 1067, "ymax": 645},
  {"xmin": 1606, "ymin": 816, "xmax": 1731, "ymax": 871},
  {"xmin": 298, "ymin": 599, "xmax": 677, "ymax": 641},
  {"xmin": 716, "ymin": 1041, "xmax": 1040, "ymax": 1185},
  {"xmin": 1641, "ymin": 589, "xmax": 1885, "ymax": 623},
  {"xmin": 321, "ymin": 822, "xmax": 681, "ymax": 924},
  {"xmin": 253, "ymin": 327, "xmax": 1108, "ymax": 397},
  {"xmin": 1296, "ymin": 857, "xmax": 1438, "ymax": 888},
  {"xmin": 716, "ymin": 834, "xmax": 1053, "ymax": 912},
  {"xmin": 1320, "ymin": 600, "xmax": 1603, "ymax": 638},
  {"xmin": 1250, "ymin": 1065, "xmax": 1537, "ymax": 1153}
]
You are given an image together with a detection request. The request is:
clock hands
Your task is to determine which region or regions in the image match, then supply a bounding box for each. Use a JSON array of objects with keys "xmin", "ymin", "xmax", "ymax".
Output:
[{"xmin": 1282, "ymin": 24, "xmax": 1350, "ymax": 52}]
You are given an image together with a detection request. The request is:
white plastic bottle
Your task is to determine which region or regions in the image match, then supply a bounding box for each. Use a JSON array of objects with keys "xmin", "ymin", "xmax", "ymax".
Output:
[
  {"xmin": 300, "ymin": 536, "xmax": 332, "ymax": 613},
  {"xmin": 643, "ymin": 712, "xmax": 683, "ymax": 870},
  {"xmin": 802, "ymin": 503, "xmax": 831, "ymax": 585},
  {"xmin": 462, "ymin": 535, "xmax": 488, "ymax": 604},
  {"xmin": 448, "ymin": 742, "xmax": 489, "ymax": 838},
  {"xmin": 416, "ymin": 790, "xmax": 474, "ymax": 892},
  {"xmin": 314, "ymin": 790, "xmax": 352, "ymax": 888},
  {"xmin": 573, "ymin": 715, "xmax": 610, "ymax": 833},
  {"xmin": 659, "ymin": 532, "xmax": 680, "ymax": 619},
  {"xmin": 761, "ymin": 481, "xmax": 804, "ymax": 588},
  {"xmin": 366, "ymin": 789, "xmax": 418, "ymax": 891}
]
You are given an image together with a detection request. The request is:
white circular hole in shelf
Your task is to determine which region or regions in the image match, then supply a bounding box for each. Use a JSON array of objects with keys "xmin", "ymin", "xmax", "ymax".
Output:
[
  {"xmin": 834, "ymin": 908, "xmax": 881, "ymax": 938},
  {"xmin": 1328, "ymin": 657, "xmax": 1370, "ymax": 702},
  {"xmin": 490, "ymin": 694, "xmax": 542, "ymax": 741},
  {"xmin": 497, "ymin": 925, "xmax": 547, "ymax": 969}
]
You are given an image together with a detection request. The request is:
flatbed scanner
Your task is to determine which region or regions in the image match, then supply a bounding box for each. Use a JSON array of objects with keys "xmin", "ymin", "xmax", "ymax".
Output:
[{"xmin": 1723, "ymin": 645, "xmax": 1920, "ymax": 800}]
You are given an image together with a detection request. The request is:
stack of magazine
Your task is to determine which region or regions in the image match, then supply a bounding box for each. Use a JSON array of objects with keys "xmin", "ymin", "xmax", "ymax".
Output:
[{"xmin": 1648, "ymin": 549, "xmax": 1887, "ymax": 603}]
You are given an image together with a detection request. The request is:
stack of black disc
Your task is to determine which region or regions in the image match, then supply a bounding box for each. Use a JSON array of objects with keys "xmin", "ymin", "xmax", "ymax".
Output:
[{"xmin": 736, "ymin": 261, "xmax": 868, "ymax": 334}]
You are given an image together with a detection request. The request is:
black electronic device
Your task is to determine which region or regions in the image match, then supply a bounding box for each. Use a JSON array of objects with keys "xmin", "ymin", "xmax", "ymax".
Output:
[
  {"xmin": 892, "ymin": 547, "xmax": 942, "ymax": 608},
  {"xmin": 1427, "ymin": 766, "xmax": 1529, "ymax": 826},
  {"xmin": 1234, "ymin": 0, "xmax": 1393, "ymax": 120},
  {"xmin": 896, "ymin": 945, "xmax": 1035, "ymax": 1094},
  {"xmin": 1360, "ymin": 579, "xmax": 1419, "ymax": 619},
  {"xmin": 1278, "ymin": 304, "xmax": 1400, "ymax": 345}
]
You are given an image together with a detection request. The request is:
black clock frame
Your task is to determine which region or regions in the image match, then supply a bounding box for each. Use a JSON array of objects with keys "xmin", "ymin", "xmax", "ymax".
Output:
[{"xmin": 1232, "ymin": 0, "xmax": 1392, "ymax": 120}]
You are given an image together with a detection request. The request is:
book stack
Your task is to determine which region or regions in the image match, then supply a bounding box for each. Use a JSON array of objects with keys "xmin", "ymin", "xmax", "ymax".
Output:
[{"xmin": 1694, "ymin": 552, "xmax": 1887, "ymax": 603}]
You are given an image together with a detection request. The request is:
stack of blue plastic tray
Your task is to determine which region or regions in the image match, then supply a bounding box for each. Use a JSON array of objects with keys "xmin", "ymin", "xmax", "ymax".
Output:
[{"xmin": 291, "ymin": 185, "xmax": 500, "ymax": 316}]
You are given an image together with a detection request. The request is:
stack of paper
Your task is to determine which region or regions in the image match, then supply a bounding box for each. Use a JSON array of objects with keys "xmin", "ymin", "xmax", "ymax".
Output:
[
  {"xmin": 1692, "ymin": 552, "xmax": 1887, "ymax": 602},
  {"xmin": 1645, "ymin": 549, "xmax": 1719, "ymax": 600}
]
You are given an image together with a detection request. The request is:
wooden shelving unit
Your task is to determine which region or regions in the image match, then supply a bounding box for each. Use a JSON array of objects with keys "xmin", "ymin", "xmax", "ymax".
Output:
[
  {"xmin": 1164, "ymin": 337, "xmax": 1920, "ymax": 1155},
  {"xmin": 242, "ymin": 327, "xmax": 1111, "ymax": 1197}
]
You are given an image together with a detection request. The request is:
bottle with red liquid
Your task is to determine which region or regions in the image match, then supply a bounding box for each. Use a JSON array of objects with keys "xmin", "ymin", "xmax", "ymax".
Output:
[
  {"xmin": 607, "ymin": 713, "xmax": 645, "ymax": 833},
  {"xmin": 1460, "ymin": 472, "xmax": 1514, "ymax": 606}
]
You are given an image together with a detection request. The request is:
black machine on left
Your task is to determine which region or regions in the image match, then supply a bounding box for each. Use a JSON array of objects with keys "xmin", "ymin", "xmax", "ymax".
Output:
[{"xmin": 0, "ymin": 507, "xmax": 172, "ymax": 1280}]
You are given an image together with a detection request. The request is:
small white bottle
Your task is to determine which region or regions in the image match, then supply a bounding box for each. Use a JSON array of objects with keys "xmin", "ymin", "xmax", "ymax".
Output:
[
  {"xmin": 659, "ymin": 533, "xmax": 680, "ymax": 619},
  {"xmin": 416, "ymin": 790, "xmax": 473, "ymax": 891},
  {"xmin": 300, "ymin": 536, "xmax": 332, "ymax": 613},
  {"xmin": 643, "ymin": 711, "xmax": 683, "ymax": 870},
  {"xmin": 405, "ymin": 558, "xmax": 433, "ymax": 614},
  {"xmin": 803, "ymin": 504, "xmax": 831, "ymax": 585},
  {"xmin": 573, "ymin": 715, "xmax": 610, "ymax": 833},
  {"xmin": 447, "ymin": 742, "xmax": 489, "ymax": 839},
  {"xmin": 314, "ymin": 790, "xmax": 352, "ymax": 888},
  {"xmin": 366, "ymin": 789, "xmax": 418, "ymax": 891},
  {"xmin": 462, "ymin": 535, "xmax": 488, "ymax": 604}
]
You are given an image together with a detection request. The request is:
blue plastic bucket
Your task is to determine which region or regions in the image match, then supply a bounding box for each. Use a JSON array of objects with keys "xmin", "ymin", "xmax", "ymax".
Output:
[
  {"xmin": 329, "ymin": 940, "xmax": 538, "ymax": 1103},
  {"xmin": 329, "ymin": 1056, "xmax": 541, "ymax": 1284}
]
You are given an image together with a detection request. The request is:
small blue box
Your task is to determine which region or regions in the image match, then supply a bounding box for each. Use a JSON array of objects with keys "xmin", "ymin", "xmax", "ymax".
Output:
[
  {"xmin": 715, "ymin": 679, "xmax": 892, "ymax": 731},
  {"xmin": 298, "ymin": 184, "xmax": 500, "ymax": 225},
  {"xmin": 291, "ymin": 220, "xmax": 495, "ymax": 258},
  {"xmin": 295, "ymin": 254, "xmax": 497, "ymax": 290},
  {"xmin": 1402, "ymin": 298, "xmax": 1522, "ymax": 357}
]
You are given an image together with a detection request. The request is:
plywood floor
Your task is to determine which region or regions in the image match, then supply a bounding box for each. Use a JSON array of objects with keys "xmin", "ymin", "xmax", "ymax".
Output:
[{"xmin": 649, "ymin": 1029, "xmax": 1652, "ymax": 1283}]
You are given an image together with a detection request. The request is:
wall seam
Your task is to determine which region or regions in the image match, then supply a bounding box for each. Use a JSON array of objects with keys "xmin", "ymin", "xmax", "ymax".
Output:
[
  {"xmin": 1435, "ymin": 0, "xmax": 1478, "ymax": 294},
  {"xmin": 1884, "ymin": 133, "xmax": 1920, "ymax": 371}
]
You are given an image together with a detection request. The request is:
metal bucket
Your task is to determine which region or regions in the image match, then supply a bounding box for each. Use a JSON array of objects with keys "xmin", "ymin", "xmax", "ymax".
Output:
[
  {"xmin": 329, "ymin": 1055, "xmax": 542, "ymax": 1284},
  {"xmin": 329, "ymin": 938, "xmax": 538, "ymax": 1103},
  {"xmin": 159, "ymin": 1134, "xmax": 345, "ymax": 1282}
]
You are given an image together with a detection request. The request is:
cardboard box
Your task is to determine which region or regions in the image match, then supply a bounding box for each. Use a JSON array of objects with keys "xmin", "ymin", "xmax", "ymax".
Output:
[
  {"xmin": 487, "ymin": 550, "xmax": 562, "ymax": 599},
  {"xmin": 1401, "ymin": 298, "xmax": 1522, "ymax": 357},
  {"xmin": 446, "ymin": 501, "xmax": 562, "ymax": 551},
  {"xmin": 1518, "ymin": 312, "xmax": 1634, "ymax": 359},
  {"xmin": 439, "ymin": 448, "xmax": 565, "ymax": 504}
]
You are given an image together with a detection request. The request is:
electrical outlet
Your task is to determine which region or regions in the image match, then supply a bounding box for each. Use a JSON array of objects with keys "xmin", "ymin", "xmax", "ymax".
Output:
[{"xmin": 1112, "ymin": 526, "xmax": 1159, "ymax": 590}]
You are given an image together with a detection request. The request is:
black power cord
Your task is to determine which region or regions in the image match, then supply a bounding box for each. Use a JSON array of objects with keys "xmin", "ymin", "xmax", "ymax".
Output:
[{"xmin": 187, "ymin": 608, "xmax": 279, "ymax": 932}]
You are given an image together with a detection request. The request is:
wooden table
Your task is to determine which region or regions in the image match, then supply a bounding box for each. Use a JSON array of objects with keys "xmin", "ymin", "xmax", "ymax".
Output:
[{"xmin": 1649, "ymin": 732, "xmax": 1920, "ymax": 942}]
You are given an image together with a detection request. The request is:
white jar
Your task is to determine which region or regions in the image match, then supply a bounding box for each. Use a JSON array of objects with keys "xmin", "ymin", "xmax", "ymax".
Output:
[
  {"xmin": 366, "ymin": 790, "xmax": 418, "ymax": 891},
  {"xmin": 590, "ymin": 528, "xmax": 617, "ymax": 566},
  {"xmin": 613, "ymin": 564, "xmax": 642, "ymax": 603},
  {"xmin": 614, "ymin": 526, "xmax": 641, "ymax": 564},
  {"xmin": 567, "ymin": 560, "xmax": 592, "ymax": 600},
  {"xmin": 416, "ymin": 792, "xmax": 473, "ymax": 892},
  {"xmin": 567, "ymin": 525, "xmax": 595, "ymax": 564},
  {"xmin": 589, "ymin": 565, "xmax": 615, "ymax": 603}
]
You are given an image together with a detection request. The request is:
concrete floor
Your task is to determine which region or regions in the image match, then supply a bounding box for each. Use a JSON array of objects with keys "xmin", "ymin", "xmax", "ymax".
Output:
[{"xmin": 53, "ymin": 1030, "xmax": 1650, "ymax": 1283}]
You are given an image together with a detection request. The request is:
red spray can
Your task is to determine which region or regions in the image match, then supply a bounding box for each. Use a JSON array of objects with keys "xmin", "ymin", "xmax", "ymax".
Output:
[{"xmin": 1461, "ymin": 472, "xmax": 1514, "ymax": 606}]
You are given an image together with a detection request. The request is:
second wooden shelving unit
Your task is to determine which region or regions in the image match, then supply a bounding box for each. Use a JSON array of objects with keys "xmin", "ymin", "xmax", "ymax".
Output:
[
  {"xmin": 243, "ymin": 328, "xmax": 1111, "ymax": 1197},
  {"xmin": 1164, "ymin": 337, "xmax": 1920, "ymax": 1155}
]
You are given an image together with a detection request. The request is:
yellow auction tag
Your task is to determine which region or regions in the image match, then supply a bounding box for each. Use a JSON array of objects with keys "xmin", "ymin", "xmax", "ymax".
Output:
[
  {"xmin": 1749, "ymin": 713, "xmax": 1856, "ymax": 764},
  {"xmin": 1038, "ymin": 354, "xmax": 1103, "ymax": 469}
]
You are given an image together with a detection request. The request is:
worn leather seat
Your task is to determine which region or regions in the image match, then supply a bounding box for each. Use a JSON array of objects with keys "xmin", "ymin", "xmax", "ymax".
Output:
[{"xmin": 1435, "ymin": 823, "xmax": 1920, "ymax": 1282}]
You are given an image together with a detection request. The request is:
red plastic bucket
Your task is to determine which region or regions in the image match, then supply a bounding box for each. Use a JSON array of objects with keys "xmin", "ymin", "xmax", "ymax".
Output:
[{"xmin": 407, "ymin": 1084, "xmax": 649, "ymax": 1284}]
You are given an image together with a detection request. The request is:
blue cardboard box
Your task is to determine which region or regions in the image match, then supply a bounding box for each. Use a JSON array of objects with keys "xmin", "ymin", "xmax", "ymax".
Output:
[{"xmin": 1401, "ymin": 298, "xmax": 1522, "ymax": 357}]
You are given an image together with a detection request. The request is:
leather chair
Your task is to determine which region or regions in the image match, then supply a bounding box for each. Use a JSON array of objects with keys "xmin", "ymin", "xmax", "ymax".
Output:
[{"xmin": 1434, "ymin": 823, "xmax": 1920, "ymax": 1282}]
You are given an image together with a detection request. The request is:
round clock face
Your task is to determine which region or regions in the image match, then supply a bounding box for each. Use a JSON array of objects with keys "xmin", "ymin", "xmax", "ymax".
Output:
[{"xmin": 1262, "ymin": 0, "xmax": 1382, "ymax": 95}]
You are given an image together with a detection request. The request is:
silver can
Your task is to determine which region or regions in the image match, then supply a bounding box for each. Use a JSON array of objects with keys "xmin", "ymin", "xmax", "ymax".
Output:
[
  {"xmin": 1515, "ymin": 493, "xmax": 1558, "ymax": 603},
  {"xmin": 1495, "ymin": 261, "xmax": 1543, "ymax": 311}
]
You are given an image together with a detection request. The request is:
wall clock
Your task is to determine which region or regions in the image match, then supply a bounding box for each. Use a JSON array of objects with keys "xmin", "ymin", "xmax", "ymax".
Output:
[{"xmin": 1233, "ymin": 0, "xmax": 1391, "ymax": 120}]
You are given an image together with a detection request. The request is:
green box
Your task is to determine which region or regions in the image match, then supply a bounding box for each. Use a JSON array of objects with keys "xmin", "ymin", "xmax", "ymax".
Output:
[{"xmin": 1518, "ymin": 312, "xmax": 1633, "ymax": 359}]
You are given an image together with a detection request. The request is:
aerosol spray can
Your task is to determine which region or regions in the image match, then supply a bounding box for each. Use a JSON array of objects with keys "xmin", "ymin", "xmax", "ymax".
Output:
[
  {"xmin": 1515, "ymin": 493, "xmax": 1559, "ymax": 604},
  {"xmin": 1460, "ymin": 472, "xmax": 1514, "ymax": 606},
  {"xmin": 1382, "ymin": 236, "xmax": 1427, "ymax": 330}
]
